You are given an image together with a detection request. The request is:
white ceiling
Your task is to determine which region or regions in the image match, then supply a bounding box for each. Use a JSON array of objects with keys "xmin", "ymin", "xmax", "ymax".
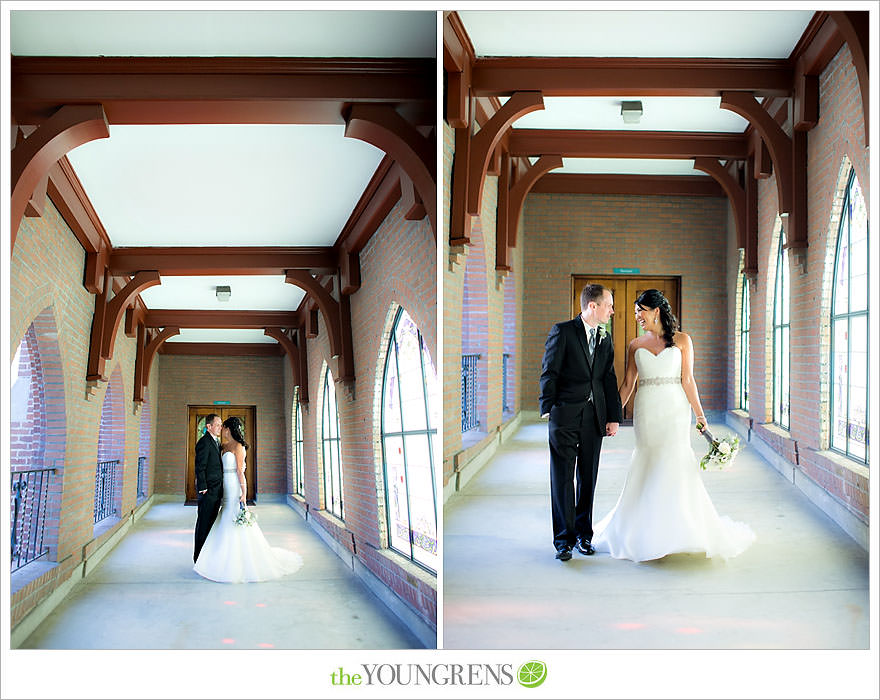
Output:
[
  {"xmin": 10, "ymin": 9, "xmax": 436, "ymax": 57},
  {"xmin": 66, "ymin": 124, "xmax": 385, "ymax": 247},
  {"xmin": 511, "ymin": 96, "xmax": 749, "ymax": 133},
  {"xmin": 165, "ymin": 329, "xmax": 277, "ymax": 345},
  {"xmin": 140, "ymin": 276, "xmax": 306, "ymax": 312},
  {"xmin": 459, "ymin": 10, "xmax": 814, "ymax": 58},
  {"xmin": 552, "ymin": 158, "xmax": 711, "ymax": 177}
]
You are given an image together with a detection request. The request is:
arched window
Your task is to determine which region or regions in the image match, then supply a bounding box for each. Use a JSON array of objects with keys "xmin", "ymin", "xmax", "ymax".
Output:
[
  {"xmin": 321, "ymin": 369, "xmax": 344, "ymax": 519},
  {"xmin": 739, "ymin": 274, "xmax": 750, "ymax": 412},
  {"xmin": 293, "ymin": 386, "xmax": 305, "ymax": 496},
  {"xmin": 95, "ymin": 368, "xmax": 125, "ymax": 528},
  {"xmin": 381, "ymin": 308, "xmax": 438, "ymax": 572},
  {"xmin": 773, "ymin": 232, "xmax": 790, "ymax": 428},
  {"xmin": 830, "ymin": 170, "xmax": 869, "ymax": 463}
]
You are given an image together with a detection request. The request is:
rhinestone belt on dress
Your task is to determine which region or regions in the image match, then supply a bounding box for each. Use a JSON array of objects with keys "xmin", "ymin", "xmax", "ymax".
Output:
[{"xmin": 638, "ymin": 376, "xmax": 680, "ymax": 387}]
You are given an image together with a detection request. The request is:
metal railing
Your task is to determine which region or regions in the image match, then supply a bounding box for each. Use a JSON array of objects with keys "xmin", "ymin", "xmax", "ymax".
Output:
[
  {"xmin": 461, "ymin": 354, "xmax": 480, "ymax": 432},
  {"xmin": 137, "ymin": 456, "xmax": 147, "ymax": 500},
  {"xmin": 502, "ymin": 353, "xmax": 511, "ymax": 413},
  {"xmin": 10, "ymin": 468, "xmax": 55, "ymax": 572},
  {"xmin": 94, "ymin": 460, "xmax": 119, "ymax": 523}
]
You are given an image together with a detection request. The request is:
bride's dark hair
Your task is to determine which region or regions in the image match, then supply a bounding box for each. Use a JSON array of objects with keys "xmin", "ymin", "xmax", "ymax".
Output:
[
  {"xmin": 635, "ymin": 289, "xmax": 679, "ymax": 348},
  {"xmin": 222, "ymin": 417, "xmax": 249, "ymax": 450}
]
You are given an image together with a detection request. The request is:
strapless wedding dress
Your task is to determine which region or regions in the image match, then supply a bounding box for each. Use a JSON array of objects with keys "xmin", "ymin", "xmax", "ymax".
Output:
[
  {"xmin": 592, "ymin": 346, "xmax": 755, "ymax": 562},
  {"xmin": 194, "ymin": 451, "xmax": 303, "ymax": 582}
]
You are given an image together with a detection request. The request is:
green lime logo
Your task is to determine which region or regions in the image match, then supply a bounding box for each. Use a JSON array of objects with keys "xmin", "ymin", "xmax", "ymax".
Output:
[{"xmin": 517, "ymin": 660, "xmax": 547, "ymax": 688}]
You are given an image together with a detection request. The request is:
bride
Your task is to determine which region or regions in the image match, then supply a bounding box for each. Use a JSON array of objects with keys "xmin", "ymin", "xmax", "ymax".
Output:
[
  {"xmin": 193, "ymin": 416, "xmax": 303, "ymax": 582},
  {"xmin": 592, "ymin": 289, "xmax": 755, "ymax": 562}
]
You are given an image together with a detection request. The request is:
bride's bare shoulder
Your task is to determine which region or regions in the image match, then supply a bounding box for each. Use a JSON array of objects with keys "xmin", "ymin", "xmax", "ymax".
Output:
[{"xmin": 673, "ymin": 332, "xmax": 693, "ymax": 349}]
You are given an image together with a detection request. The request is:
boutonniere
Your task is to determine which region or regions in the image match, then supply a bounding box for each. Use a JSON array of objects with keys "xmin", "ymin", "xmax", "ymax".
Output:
[{"xmin": 597, "ymin": 325, "xmax": 608, "ymax": 342}]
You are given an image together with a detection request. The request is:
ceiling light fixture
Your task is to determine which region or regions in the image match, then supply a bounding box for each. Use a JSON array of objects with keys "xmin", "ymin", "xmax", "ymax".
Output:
[
  {"xmin": 216, "ymin": 285, "xmax": 231, "ymax": 302},
  {"xmin": 621, "ymin": 100, "xmax": 643, "ymax": 125}
]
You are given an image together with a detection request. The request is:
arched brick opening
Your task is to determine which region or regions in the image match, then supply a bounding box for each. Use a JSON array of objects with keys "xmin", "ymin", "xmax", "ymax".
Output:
[
  {"xmin": 95, "ymin": 366, "xmax": 126, "ymax": 530},
  {"xmin": 10, "ymin": 306, "xmax": 66, "ymax": 569},
  {"xmin": 137, "ymin": 388, "xmax": 152, "ymax": 504},
  {"xmin": 461, "ymin": 220, "xmax": 489, "ymax": 435},
  {"xmin": 502, "ymin": 273, "xmax": 517, "ymax": 417}
]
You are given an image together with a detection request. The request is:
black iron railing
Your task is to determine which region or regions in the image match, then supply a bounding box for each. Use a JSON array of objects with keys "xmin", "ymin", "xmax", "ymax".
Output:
[
  {"xmin": 10, "ymin": 468, "xmax": 55, "ymax": 572},
  {"xmin": 502, "ymin": 353, "xmax": 511, "ymax": 413},
  {"xmin": 137, "ymin": 456, "xmax": 147, "ymax": 500},
  {"xmin": 94, "ymin": 460, "xmax": 119, "ymax": 523},
  {"xmin": 461, "ymin": 354, "xmax": 480, "ymax": 432}
]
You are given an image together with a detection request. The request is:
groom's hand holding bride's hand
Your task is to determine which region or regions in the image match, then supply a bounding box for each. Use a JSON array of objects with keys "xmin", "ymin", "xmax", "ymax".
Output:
[{"xmin": 606, "ymin": 422, "xmax": 619, "ymax": 437}]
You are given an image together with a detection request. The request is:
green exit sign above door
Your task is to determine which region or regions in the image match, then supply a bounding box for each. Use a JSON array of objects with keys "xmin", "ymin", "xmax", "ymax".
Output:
[{"xmin": 613, "ymin": 267, "xmax": 641, "ymax": 274}]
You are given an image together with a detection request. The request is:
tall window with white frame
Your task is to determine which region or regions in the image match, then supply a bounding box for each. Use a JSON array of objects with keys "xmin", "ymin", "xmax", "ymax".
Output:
[
  {"xmin": 773, "ymin": 231, "xmax": 791, "ymax": 428},
  {"xmin": 740, "ymin": 275, "xmax": 751, "ymax": 412},
  {"xmin": 292, "ymin": 386, "xmax": 305, "ymax": 496},
  {"xmin": 321, "ymin": 370, "xmax": 344, "ymax": 519},
  {"xmin": 381, "ymin": 308, "xmax": 438, "ymax": 573},
  {"xmin": 831, "ymin": 169, "xmax": 869, "ymax": 464}
]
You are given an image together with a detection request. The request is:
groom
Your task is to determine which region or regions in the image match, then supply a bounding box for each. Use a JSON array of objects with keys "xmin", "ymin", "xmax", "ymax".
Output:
[
  {"xmin": 193, "ymin": 413, "xmax": 224, "ymax": 563},
  {"xmin": 540, "ymin": 283, "xmax": 622, "ymax": 561}
]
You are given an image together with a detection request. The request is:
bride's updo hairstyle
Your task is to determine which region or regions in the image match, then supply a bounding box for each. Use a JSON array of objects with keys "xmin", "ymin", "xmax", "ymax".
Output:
[
  {"xmin": 222, "ymin": 417, "xmax": 249, "ymax": 450},
  {"xmin": 635, "ymin": 288, "xmax": 679, "ymax": 348}
]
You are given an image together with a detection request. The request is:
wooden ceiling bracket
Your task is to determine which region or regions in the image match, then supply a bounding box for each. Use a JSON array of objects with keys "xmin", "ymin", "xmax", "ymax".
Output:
[
  {"xmin": 285, "ymin": 269, "xmax": 354, "ymax": 383},
  {"xmin": 400, "ymin": 172, "xmax": 427, "ymax": 221},
  {"xmin": 135, "ymin": 325, "xmax": 180, "ymax": 403},
  {"xmin": 466, "ymin": 91, "xmax": 544, "ymax": 215},
  {"xmin": 495, "ymin": 151, "xmax": 514, "ymax": 273},
  {"xmin": 450, "ymin": 116, "xmax": 474, "ymax": 249},
  {"xmin": 339, "ymin": 248, "xmax": 361, "ymax": 296},
  {"xmin": 744, "ymin": 153, "xmax": 760, "ymax": 279},
  {"xmin": 265, "ymin": 327, "xmax": 301, "ymax": 389},
  {"xmin": 829, "ymin": 11, "xmax": 869, "ymax": 147},
  {"xmin": 11, "ymin": 104, "xmax": 109, "ymax": 251},
  {"xmin": 720, "ymin": 92, "xmax": 797, "ymax": 224},
  {"xmin": 692, "ymin": 157, "xmax": 747, "ymax": 249},
  {"xmin": 497, "ymin": 153, "xmax": 563, "ymax": 274},
  {"xmin": 87, "ymin": 270, "xmax": 161, "ymax": 382},
  {"xmin": 344, "ymin": 103, "xmax": 437, "ymax": 238},
  {"xmin": 295, "ymin": 327, "xmax": 310, "ymax": 405}
]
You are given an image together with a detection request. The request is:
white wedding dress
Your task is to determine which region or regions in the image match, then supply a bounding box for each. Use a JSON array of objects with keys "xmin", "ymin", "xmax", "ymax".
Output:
[
  {"xmin": 592, "ymin": 346, "xmax": 755, "ymax": 562},
  {"xmin": 194, "ymin": 451, "xmax": 303, "ymax": 582}
]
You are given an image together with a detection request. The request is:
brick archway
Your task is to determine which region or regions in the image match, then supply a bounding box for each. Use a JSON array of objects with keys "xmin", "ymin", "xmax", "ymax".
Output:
[
  {"xmin": 462, "ymin": 221, "xmax": 489, "ymax": 434},
  {"xmin": 95, "ymin": 365, "xmax": 126, "ymax": 529}
]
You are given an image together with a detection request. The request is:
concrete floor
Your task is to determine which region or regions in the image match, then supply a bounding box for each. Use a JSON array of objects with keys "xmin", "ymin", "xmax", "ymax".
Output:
[
  {"xmin": 20, "ymin": 500, "xmax": 423, "ymax": 649},
  {"xmin": 444, "ymin": 419, "xmax": 870, "ymax": 649}
]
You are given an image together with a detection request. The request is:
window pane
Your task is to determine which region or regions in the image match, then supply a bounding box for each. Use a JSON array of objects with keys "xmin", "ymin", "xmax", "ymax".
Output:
[
  {"xmin": 831, "ymin": 318, "xmax": 849, "ymax": 451},
  {"xmin": 404, "ymin": 434, "xmax": 437, "ymax": 571},
  {"xmin": 781, "ymin": 247, "xmax": 790, "ymax": 325},
  {"xmin": 422, "ymin": 343, "xmax": 439, "ymax": 431},
  {"xmin": 383, "ymin": 341, "xmax": 403, "ymax": 434},
  {"xmin": 398, "ymin": 321, "xmax": 428, "ymax": 432},
  {"xmin": 781, "ymin": 326, "xmax": 790, "ymax": 428},
  {"xmin": 383, "ymin": 435, "xmax": 411, "ymax": 555},
  {"xmin": 834, "ymin": 218, "xmax": 850, "ymax": 316},
  {"xmin": 849, "ymin": 315, "xmax": 868, "ymax": 457}
]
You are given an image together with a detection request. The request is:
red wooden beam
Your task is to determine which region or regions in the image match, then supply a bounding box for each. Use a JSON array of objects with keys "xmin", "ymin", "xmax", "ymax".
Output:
[
  {"xmin": 135, "ymin": 326, "xmax": 181, "ymax": 402},
  {"xmin": 791, "ymin": 12, "xmax": 844, "ymax": 75},
  {"xmin": 693, "ymin": 158, "xmax": 746, "ymax": 249},
  {"xmin": 531, "ymin": 173, "xmax": 725, "ymax": 197},
  {"xmin": 509, "ymin": 129, "xmax": 748, "ymax": 160},
  {"xmin": 285, "ymin": 270, "xmax": 347, "ymax": 377},
  {"xmin": 109, "ymin": 247, "xmax": 336, "ymax": 276},
  {"xmin": 265, "ymin": 328, "xmax": 301, "ymax": 389},
  {"xmin": 335, "ymin": 156, "xmax": 401, "ymax": 255},
  {"xmin": 507, "ymin": 154, "xmax": 563, "ymax": 251},
  {"xmin": 144, "ymin": 309, "xmax": 300, "ymax": 329},
  {"xmin": 11, "ymin": 57, "xmax": 435, "ymax": 126},
  {"xmin": 470, "ymin": 57, "xmax": 793, "ymax": 98},
  {"xmin": 46, "ymin": 157, "xmax": 112, "ymax": 258},
  {"xmin": 830, "ymin": 11, "xmax": 869, "ymax": 147}
]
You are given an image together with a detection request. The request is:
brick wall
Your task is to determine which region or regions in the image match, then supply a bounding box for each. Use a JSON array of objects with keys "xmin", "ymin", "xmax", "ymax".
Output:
[
  {"xmin": 748, "ymin": 43, "xmax": 869, "ymax": 521},
  {"xmin": 521, "ymin": 192, "xmax": 730, "ymax": 412},
  {"xmin": 153, "ymin": 354, "xmax": 287, "ymax": 496},
  {"xmin": 10, "ymin": 199, "xmax": 150, "ymax": 628},
  {"xmin": 285, "ymin": 199, "xmax": 438, "ymax": 631},
  {"xmin": 10, "ymin": 325, "xmax": 46, "ymax": 471}
]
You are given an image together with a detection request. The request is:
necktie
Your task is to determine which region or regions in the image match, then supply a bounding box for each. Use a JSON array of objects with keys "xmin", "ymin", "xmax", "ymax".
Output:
[{"xmin": 588, "ymin": 327, "xmax": 596, "ymax": 360}]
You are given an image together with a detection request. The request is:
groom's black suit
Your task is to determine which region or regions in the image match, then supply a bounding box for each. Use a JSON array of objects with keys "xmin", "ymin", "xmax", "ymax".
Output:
[
  {"xmin": 193, "ymin": 431, "xmax": 224, "ymax": 563},
  {"xmin": 540, "ymin": 317, "xmax": 622, "ymax": 550}
]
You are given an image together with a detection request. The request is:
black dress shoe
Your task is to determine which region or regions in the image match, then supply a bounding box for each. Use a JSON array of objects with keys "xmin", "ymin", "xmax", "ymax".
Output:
[
  {"xmin": 555, "ymin": 545, "xmax": 572, "ymax": 561},
  {"xmin": 575, "ymin": 538, "xmax": 595, "ymax": 555}
]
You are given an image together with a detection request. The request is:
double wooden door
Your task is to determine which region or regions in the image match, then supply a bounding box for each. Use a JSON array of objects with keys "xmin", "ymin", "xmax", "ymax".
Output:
[
  {"xmin": 185, "ymin": 406, "xmax": 256, "ymax": 504},
  {"xmin": 571, "ymin": 276, "xmax": 680, "ymax": 420}
]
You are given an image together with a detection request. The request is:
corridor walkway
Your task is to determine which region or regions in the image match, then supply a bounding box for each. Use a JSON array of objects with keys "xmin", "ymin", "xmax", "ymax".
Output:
[
  {"xmin": 444, "ymin": 418, "xmax": 870, "ymax": 649},
  {"xmin": 20, "ymin": 500, "xmax": 423, "ymax": 649}
]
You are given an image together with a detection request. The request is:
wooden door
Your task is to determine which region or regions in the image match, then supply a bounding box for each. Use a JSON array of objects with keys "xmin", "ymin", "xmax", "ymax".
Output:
[
  {"xmin": 185, "ymin": 406, "xmax": 257, "ymax": 504},
  {"xmin": 571, "ymin": 276, "xmax": 680, "ymax": 420}
]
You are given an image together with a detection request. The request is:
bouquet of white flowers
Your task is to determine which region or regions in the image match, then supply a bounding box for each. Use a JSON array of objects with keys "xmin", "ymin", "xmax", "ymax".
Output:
[
  {"xmin": 695, "ymin": 421, "xmax": 741, "ymax": 470},
  {"xmin": 234, "ymin": 503, "xmax": 256, "ymax": 527}
]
